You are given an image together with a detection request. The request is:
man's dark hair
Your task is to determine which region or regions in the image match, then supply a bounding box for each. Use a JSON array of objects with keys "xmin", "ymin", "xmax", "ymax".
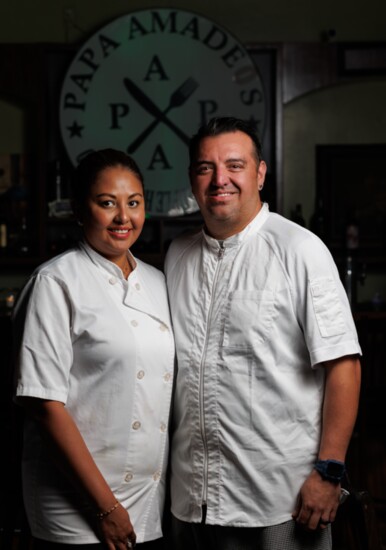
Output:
[
  {"xmin": 189, "ymin": 117, "xmax": 263, "ymax": 166},
  {"xmin": 71, "ymin": 148, "xmax": 144, "ymax": 208}
]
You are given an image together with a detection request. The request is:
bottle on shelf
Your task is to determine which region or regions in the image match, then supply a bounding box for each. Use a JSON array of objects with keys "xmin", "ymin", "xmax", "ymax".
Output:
[
  {"xmin": 48, "ymin": 160, "xmax": 73, "ymax": 218},
  {"xmin": 290, "ymin": 203, "xmax": 306, "ymax": 227},
  {"xmin": 309, "ymin": 196, "xmax": 327, "ymax": 242},
  {"xmin": 14, "ymin": 216, "xmax": 32, "ymax": 256},
  {"xmin": 0, "ymin": 218, "xmax": 7, "ymax": 254},
  {"xmin": 343, "ymin": 210, "xmax": 360, "ymax": 309},
  {"xmin": 345, "ymin": 211, "xmax": 359, "ymax": 251},
  {"xmin": 6, "ymin": 153, "xmax": 31, "ymax": 254},
  {"xmin": 344, "ymin": 255, "xmax": 356, "ymax": 308}
]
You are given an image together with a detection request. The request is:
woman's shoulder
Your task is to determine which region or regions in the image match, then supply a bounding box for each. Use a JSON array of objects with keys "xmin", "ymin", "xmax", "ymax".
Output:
[{"xmin": 35, "ymin": 246, "xmax": 87, "ymax": 278}]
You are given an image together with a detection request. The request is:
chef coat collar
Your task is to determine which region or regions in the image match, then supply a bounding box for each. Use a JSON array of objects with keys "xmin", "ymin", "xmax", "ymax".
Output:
[
  {"xmin": 80, "ymin": 240, "xmax": 170, "ymax": 326},
  {"xmin": 202, "ymin": 202, "xmax": 270, "ymax": 251},
  {"xmin": 79, "ymin": 240, "xmax": 137, "ymax": 280}
]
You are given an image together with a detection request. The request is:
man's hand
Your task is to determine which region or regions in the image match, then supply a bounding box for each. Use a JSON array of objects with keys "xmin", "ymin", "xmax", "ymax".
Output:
[
  {"xmin": 292, "ymin": 356, "xmax": 360, "ymax": 531},
  {"xmin": 292, "ymin": 469, "xmax": 341, "ymax": 530}
]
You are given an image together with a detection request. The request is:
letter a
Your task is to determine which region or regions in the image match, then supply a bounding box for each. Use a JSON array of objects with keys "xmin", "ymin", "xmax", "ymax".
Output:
[
  {"xmin": 147, "ymin": 145, "xmax": 172, "ymax": 170},
  {"xmin": 144, "ymin": 55, "xmax": 169, "ymax": 81}
]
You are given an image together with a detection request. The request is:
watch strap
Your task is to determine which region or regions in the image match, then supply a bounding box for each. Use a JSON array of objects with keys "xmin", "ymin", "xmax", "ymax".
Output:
[{"xmin": 314, "ymin": 459, "xmax": 346, "ymax": 483}]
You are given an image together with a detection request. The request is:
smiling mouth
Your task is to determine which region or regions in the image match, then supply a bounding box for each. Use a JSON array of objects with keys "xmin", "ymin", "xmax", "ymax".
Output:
[
  {"xmin": 108, "ymin": 228, "xmax": 132, "ymax": 236},
  {"xmin": 208, "ymin": 191, "xmax": 237, "ymax": 199}
]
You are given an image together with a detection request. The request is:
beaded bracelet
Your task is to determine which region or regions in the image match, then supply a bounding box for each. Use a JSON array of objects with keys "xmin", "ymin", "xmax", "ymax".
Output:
[{"xmin": 96, "ymin": 500, "xmax": 119, "ymax": 520}]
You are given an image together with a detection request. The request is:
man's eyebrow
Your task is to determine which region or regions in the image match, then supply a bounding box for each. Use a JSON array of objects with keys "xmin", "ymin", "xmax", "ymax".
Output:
[
  {"xmin": 193, "ymin": 157, "xmax": 247, "ymax": 165},
  {"xmin": 193, "ymin": 160, "xmax": 214, "ymax": 166},
  {"xmin": 225, "ymin": 157, "xmax": 246, "ymax": 164}
]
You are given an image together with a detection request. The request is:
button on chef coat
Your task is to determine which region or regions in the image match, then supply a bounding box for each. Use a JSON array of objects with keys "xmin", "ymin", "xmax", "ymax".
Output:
[
  {"xmin": 165, "ymin": 203, "xmax": 361, "ymax": 528},
  {"xmin": 13, "ymin": 241, "xmax": 175, "ymax": 545}
]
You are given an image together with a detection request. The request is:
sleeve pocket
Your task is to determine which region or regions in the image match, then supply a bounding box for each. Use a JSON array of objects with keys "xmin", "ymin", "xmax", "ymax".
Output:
[{"xmin": 310, "ymin": 277, "xmax": 346, "ymax": 337}]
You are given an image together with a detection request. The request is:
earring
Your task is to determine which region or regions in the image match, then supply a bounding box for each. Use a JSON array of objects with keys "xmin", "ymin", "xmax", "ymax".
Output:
[
  {"xmin": 258, "ymin": 185, "xmax": 264, "ymax": 191},
  {"xmin": 77, "ymin": 220, "xmax": 83, "ymax": 227}
]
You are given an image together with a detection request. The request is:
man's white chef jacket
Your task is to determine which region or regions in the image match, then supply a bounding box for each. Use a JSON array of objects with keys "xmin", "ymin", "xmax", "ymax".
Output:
[
  {"xmin": 13, "ymin": 242, "xmax": 175, "ymax": 544},
  {"xmin": 165, "ymin": 203, "xmax": 361, "ymax": 528}
]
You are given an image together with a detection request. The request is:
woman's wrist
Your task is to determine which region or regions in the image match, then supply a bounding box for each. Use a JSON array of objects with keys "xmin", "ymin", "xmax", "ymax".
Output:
[{"xmin": 96, "ymin": 499, "xmax": 120, "ymax": 520}]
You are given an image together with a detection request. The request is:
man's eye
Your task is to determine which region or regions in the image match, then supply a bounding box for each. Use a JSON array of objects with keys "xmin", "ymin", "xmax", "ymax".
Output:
[{"xmin": 197, "ymin": 165, "xmax": 210, "ymax": 174}]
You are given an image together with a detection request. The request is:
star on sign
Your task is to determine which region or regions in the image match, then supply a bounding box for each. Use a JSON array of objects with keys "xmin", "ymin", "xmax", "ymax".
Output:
[{"xmin": 67, "ymin": 121, "xmax": 84, "ymax": 138}]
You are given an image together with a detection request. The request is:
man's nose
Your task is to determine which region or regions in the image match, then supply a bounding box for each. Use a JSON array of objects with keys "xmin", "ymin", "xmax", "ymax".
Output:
[{"xmin": 212, "ymin": 167, "xmax": 229, "ymax": 186}]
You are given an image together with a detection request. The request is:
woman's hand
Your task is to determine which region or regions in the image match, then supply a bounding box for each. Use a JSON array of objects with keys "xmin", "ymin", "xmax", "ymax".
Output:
[
  {"xmin": 98, "ymin": 503, "xmax": 136, "ymax": 549},
  {"xmin": 21, "ymin": 398, "xmax": 136, "ymax": 546}
]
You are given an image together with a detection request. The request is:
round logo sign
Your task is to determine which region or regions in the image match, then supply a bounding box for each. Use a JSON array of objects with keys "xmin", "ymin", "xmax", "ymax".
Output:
[{"xmin": 59, "ymin": 9, "xmax": 266, "ymax": 216}]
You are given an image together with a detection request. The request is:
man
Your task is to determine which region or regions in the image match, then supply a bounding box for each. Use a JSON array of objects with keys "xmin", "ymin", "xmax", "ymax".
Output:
[{"xmin": 164, "ymin": 117, "xmax": 361, "ymax": 550}]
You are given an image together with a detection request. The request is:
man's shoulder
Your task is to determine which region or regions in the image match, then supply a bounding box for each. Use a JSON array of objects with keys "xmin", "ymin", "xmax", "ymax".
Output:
[
  {"xmin": 165, "ymin": 226, "xmax": 203, "ymax": 274},
  {"xmin": 255, "ymin": 212, "xmax": 336, "ymax": 277},
  {"xmin": 263, "ymin": 212, "xmax": 326, "ymax": 253}
]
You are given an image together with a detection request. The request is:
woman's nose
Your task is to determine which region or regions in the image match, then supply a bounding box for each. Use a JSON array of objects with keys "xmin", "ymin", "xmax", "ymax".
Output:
[{"xmin": 114, "ymin": 206, "xmax": 129, "ymax": 223}]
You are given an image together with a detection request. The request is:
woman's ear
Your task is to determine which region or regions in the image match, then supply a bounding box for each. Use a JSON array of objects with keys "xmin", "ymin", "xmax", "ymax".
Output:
[{"xmin": 71, "ymin": 201, "xmax": 83, "ymax": 226}]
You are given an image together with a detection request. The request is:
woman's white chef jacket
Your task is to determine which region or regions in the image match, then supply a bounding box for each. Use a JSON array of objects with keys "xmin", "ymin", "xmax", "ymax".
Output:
[
  {"xmin": 165, "ymin": 203, "xmax": 361, "ymax": 528},
  {"xmin": 13, "ymin": 241, "xmax": 175, "ymax": 544}
]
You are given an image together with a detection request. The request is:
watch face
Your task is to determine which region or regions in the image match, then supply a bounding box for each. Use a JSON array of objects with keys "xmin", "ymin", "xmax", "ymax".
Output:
[
  {"xmin": 326, "ymin": 462, "xmax": 345, "ymax": 476},
  {"xmin": 59, "ymin": 9, "xmax": 266, "ymax": 217}
]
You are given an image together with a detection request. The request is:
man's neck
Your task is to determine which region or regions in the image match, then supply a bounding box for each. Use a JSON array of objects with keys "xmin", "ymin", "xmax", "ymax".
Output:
[{"xmin": 204, "ymin": 203, "xmax": 263, "ymax": 240}]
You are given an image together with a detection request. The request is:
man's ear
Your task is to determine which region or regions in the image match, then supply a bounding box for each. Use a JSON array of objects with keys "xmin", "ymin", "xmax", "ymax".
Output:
[{"xmin": 257, "ymin": 160, "xmax": 267, "ymax": 188}]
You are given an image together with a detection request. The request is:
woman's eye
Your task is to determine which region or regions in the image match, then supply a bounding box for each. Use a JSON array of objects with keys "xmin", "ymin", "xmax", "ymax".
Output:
[
  {"xmin": 101, "ymin": 200, "xmax": 114, "ymax": 207},
  {"xmin": 129, "ymin": 200, "xmax": 140, "ymax": 207}
]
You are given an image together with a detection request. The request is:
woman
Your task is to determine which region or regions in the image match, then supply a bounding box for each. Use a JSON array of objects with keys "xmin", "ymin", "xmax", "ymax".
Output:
[{"xmin": 13, "ymin": 149, "xmax": 175, "ymax": 549}]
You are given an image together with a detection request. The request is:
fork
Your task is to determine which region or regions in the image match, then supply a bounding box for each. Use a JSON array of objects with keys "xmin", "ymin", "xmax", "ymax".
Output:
[{"xmin": 128, "ymin": 77, "xmax": 199, "ymax": 153}]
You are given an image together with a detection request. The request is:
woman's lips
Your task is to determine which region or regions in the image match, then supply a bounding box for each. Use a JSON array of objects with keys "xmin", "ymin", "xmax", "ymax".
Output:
[{"xmin": 107, "ymin": 228, "xmax": 132, "ymax": 238}]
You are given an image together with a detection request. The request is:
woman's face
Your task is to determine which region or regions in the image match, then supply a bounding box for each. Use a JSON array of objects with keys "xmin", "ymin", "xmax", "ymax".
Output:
[{"xmin": 81, "ymin": 165, "xmax": 145, "ymax": 265}]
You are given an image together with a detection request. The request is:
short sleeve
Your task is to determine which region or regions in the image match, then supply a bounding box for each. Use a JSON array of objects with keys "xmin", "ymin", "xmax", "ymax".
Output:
[
  {"xmin": 13, "ymin": 274, "xmax": 74, "ymax": 403},
  {"xmin": 292, "ymin": 236, "xmax": 361, "ymax": 366}
]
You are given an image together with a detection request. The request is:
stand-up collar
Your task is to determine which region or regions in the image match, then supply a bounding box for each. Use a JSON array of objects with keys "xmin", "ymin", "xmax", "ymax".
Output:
[
  {"xmin": 79, "ymin": 240, "xmax": 136, "ymax": 279},
  {"xmin": 202, "ymin": 202, "xmax": 270, "ymax": 251}
]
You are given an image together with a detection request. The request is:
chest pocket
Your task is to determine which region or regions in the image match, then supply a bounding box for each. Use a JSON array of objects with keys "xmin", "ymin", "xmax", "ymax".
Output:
[{"xmin": 222, "ymin": 290, "xmax": 276, "ymax": 348}]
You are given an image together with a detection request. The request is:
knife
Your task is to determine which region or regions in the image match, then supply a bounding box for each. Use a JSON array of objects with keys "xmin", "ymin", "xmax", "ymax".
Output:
[{"xmin": 123, "ymin": 77, "xmax": 190, "ymax": 146}]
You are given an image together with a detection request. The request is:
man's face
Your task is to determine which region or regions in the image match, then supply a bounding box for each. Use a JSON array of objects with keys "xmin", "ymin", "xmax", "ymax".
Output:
[{"xmin": 190, "ymin": 131, "xmax": 267, "ymax": 239}]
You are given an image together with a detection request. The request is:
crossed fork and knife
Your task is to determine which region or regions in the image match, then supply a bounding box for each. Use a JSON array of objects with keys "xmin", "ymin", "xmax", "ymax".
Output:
[{"xmin": 124, "ymin": 77, "xmax": 199, "ymax": 154}]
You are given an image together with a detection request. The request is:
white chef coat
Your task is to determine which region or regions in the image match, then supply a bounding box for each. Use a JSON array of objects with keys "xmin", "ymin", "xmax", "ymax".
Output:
[
  {"xmin": 165, "ymin": 203, "xmax": 361, "ymax": 528},
  {"xmin": 13, "ymin": 241, "xmax": 175, "ymax": 544}
]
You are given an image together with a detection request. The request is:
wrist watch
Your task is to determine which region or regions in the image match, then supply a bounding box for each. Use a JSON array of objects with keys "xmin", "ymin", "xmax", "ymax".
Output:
[{"xmin": 314, "ymin": 459, "xmax": 346, "ymax": 483}]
